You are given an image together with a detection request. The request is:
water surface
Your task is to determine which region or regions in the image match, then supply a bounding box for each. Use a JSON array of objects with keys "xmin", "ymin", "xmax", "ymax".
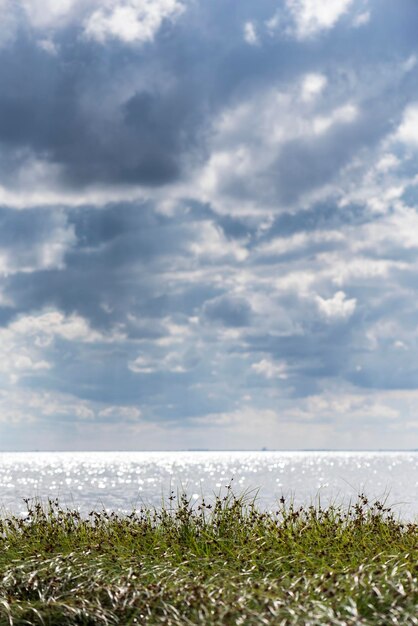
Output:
[{"xmin": 0, "ymin": 451, "xmax": 417, "ymax": 519}]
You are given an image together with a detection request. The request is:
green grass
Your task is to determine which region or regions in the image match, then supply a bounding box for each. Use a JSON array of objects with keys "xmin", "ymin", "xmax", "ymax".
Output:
[{"xmin": 0, "ymin": 488, "xmax": 417, "ymax": 625}]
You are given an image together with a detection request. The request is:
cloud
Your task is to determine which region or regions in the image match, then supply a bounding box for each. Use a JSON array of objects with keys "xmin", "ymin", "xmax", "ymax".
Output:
[
  {"xmin": 0, "ymin": 208, "xmax": 75, "ymax": 276},
  {"xmin": 19, "ymin": 0, "xmax": 87, "ymax": 29},
  {"xmin": 312, "ymin": 103, "xmax": 358, "ymax": 135},
  {"xmin": 84, "ymin": 0, "xmax": 185, "ymax": 44},
  {"xmin": 0, "ymin": 309, "xmax": 124, "ymax": 385},
  {"xmin": 256, "ymin": 229, "xmax": 345, "ymax": 257},
  {"xmin": 9, "ymin": 311, "xmax": 122, "ymax": 343},
  {"xmin": 98, "ymin": 405, "xmax": 141, "ymax": 420},
  {"xmin": 0, "ymin": 30, "xmax": 206, "ymax": 189},
  {"xmin": 128, "ymin": 352, "xmax": 188, "ymax": 374},
  {"xmin": 300, "ymin": 73, "xmax": 327, "ymax": 102},
  {"xmin": 188, "ymin": 221, "xmax": 249, "ymax": 261},
  {"xmin": 243, "ymin": 21, "xmax": 258, "ymax": 46},
  {"xmin": 37, "ymin": 38, "xmax": 59, "ymax": 55},
  {"xmin": 352, "ymin": 11, "xmax": 370, "ymax": 27},
  {"xmin": 396, "ymin": 104, "xmax": 418, "ymax": 147},
  {"xmin": 252, "ymin": 358, "xmax": 288, "ymax": 380},
  {"xmin": 315, "ymin": 291, "xmax": 357, "ymax": 320},
  {"xmin": 197, "ymin": 81, "xmax": 361, "ymax": 214},
  {"xmin": 202, "ymin": 295, "xmax": 252, "ymax": 327},
  {"xmin": 285, "ymin": 0, "xmax": 354, "ymax": 39},
  {"xmin": 3, "ymin": 0, "xmax": 185, "ymax": 41}
]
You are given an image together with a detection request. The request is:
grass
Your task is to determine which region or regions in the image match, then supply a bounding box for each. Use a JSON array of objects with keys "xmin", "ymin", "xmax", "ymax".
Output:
[{"xmin": 0, "ymin": 487, "xmax": 417, "ymax": 625}]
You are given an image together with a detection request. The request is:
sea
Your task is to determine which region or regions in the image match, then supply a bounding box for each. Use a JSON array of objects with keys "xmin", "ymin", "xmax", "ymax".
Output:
[{"xmin": 0, "ymin": 450, "xmax": 417, "ymax": 519}]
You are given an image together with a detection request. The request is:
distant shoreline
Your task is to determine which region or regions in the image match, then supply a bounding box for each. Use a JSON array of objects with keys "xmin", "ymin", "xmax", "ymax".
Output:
[{"xmin": 1, "ymin": 448, "xmax": 418, "ymax": 453}]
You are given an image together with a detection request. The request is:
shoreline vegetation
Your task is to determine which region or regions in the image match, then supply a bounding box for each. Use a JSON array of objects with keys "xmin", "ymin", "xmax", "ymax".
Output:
[{"xmin": 0, "ymin": 489, "xmax": 417, "ymax": 625}]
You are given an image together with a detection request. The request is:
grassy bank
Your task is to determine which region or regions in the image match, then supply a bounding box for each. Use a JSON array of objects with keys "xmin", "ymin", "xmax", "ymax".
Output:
[{"xmin": 0, "ymin": 490, "xmax": 417, "ymax": 625}]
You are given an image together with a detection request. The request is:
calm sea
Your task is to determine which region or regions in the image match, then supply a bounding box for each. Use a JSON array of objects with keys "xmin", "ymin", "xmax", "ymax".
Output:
[{"xmin": 0, "ymin": 451, "xmax": 417, "ymax": 519}]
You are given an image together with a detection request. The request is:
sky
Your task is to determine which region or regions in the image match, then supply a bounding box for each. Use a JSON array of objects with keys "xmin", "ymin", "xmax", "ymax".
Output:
[{"xmin": 1, "ymin": 0, "xmax": 418, "ymax": 451}]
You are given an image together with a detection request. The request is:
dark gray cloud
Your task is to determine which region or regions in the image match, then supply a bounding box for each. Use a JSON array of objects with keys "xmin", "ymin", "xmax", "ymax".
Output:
[
  {"xmin": 4, "ymin": 0, "xmax": 414, "ymax": 194},
  {"xmin": 0, "ymin": 31, "xmax": 205, "ymax": 187},
  {"xmin": 202, "ymin": 295, "xmax": 252, "ymax": 327}
]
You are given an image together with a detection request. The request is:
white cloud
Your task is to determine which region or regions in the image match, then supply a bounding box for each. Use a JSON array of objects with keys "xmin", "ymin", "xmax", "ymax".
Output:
[
  {"xmin": 273, "ymin": 269, "xmax": 317, "ymax": 295},
  {"xmin": 285, "ymin": 0, "xmax": 354, "ymax": 39},
  {"xmin": 313, "ymin": 103, "xmax": 358, "ymax": 135},
  {"xmin": 0, "ymin": 331, "xmax": 52, "ymax": 383},
  {"xmin": 243, "ymin": 21, "xmax": 258, "ymax": 45},
  {"xmin": 37, "ymin": 38, "xmax": 59, "ymax": 54},
  {"xmin": 20, "ymin": 0, "xmax": 89, "ymax": 29},
  {"xmin": 197, "ymin": 80, "xmax": 360, "ymax": 216},
  {"xmin": 155, "ymin": 319, "xmax": 192, "ymax": 347},
  {"xmin": 352, "ymin": 11, "xmax": 370, "ymax": 27},
  {"xmin": 1, "ymin": 385, "xmax": 415, "ymax": 450},
  {"xmin": 375, "ymin": 153, "xmax": 400, "ymax": 173},
  {"xmin": 0, "ymin": 386, "xmax": 144, "ymax": 429},
  {"xmin": 252, "ymin": 358, "xmax": 288, "ymax": 379},
  {"xmin": 0, "ymin": 176, "xmax": 150, "ymax": 210},
  {"xmin": 9, "ymin": 311, "xmax": 120, "ymax": 343},
  {"xmin": 0, "ymin": 310, "xmax": 125, "ymax": 383},
  {"xmin": 257, "ymin": 230, "xmax": 345, "ymax": 256},
  {"xmin": 300, "ymin": 73, "xmax": 327, "ymax": 102},
  {"xmin": 365, "ymin": 318, "xmax": 412, "ymax": 352},
  {"xmin": 402, "ymin": 55, "xmax": 417, "ymax": 73},
  {"xmin": 129, "ymin": 351, "xmax": 187, "ymax": 373},
  {"xmin": 265, "ymin": 11, "xmax": 280, "ymax": 33},
  {"xmin": 98, "ymin": 405, "xmax": 141, "ymax": 420},
  {"xmin": 189, "ymin": 221, "xmax": 248, "ymax": 261},
  {"xmin": 362, "ymin": 205, "xmax": 418, "ymax": 250},
  {"xmin": 328, "ymin": 256, "xmax": 407, "ymax": 286},
  {"xmin": 0, "ymin": 0, "xmax": 184, "ymax": 46},
  {"xmin": 291, "ymin": 389, "xmax": 400, "ymax": 422},
  {"xmin": 396, "ymin": 104, "xmax": 418, "ymax": 147},
  {"xmin": 190, "ymin": 387, "xmax": 406, "ymax": 449},
  {"xmin": 84, "ymin": 0, "xmax": 184, "ymax": 44},
  {"xmin": 128, "ymin": 355, "xmax": 156, "ymax": 373},
  {"xmin": 36, "ymin": 395, "xmax": 96, "ymax": 420},
  {"xmin": 316, "ymin": 290, "xmax": 356, "ymax": 320}
]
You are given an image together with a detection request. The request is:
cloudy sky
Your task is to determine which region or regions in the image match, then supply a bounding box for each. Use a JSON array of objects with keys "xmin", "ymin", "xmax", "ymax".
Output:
[{"xmin": 1, "ymin": 0, "xmax": 418, "ymax": 450}]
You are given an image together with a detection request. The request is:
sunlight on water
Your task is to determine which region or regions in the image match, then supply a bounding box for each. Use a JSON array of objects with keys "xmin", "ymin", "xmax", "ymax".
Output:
[{"xmin": 0, "ymin": 451, "xmax": 417, "ymax": 518}]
